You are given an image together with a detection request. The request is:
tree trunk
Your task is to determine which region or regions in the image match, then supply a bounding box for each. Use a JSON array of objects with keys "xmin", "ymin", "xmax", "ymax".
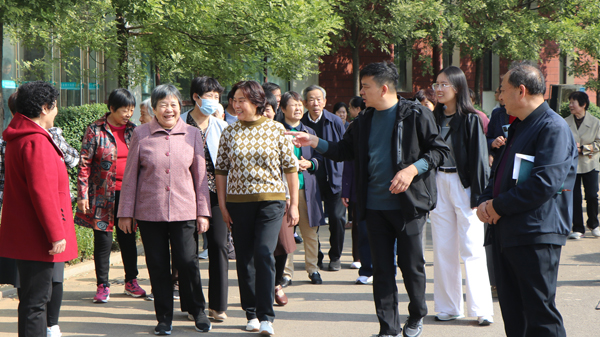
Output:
[
  {"xmin": 352, "ymin": 45, "xmax": 360, "ymax": 97},
  {"xmin": 432, "ymin": 44, "xmax": 442, "ymax": 77},
  {"xmin": 0, "ymin": 18, "xmax": 4, "ymax": 129},
  {"xmin": 115, "ymin": 9, "xmax": 128, "ymax": 87},
  {"xmin": 264, "ymin": 55, "xmax": 268, "ymax": 83},
  {"xmin": 597, "ymin": 61, "xmax": 600, "ymax": 106},
  {"xmin": 474, "ymin": 57, "xmax": 482, "ymax": 106},
  {"xmin": 155, "ymin": 64, "xmax": 161, "ymax": 86}
]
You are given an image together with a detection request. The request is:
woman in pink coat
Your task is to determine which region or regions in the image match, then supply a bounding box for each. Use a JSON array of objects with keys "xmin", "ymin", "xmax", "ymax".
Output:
[{"xmin": 0, "ymin": 81, "xmax": 78, "ymax": 336}]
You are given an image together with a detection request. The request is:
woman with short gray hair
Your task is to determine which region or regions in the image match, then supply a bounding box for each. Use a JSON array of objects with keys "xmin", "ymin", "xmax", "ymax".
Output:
[
  {"xmin": 139, "ymin": 98, "xmax": 154, "ymax": 124},
  {"xmin": 117, "ymin": 84, "xmax": 213, "ymax": 335}
]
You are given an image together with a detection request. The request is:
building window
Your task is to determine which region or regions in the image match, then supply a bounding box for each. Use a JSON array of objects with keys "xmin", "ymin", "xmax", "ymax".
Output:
[{"xmin": 60, "ymin": 48, "xmax": 82, "ymax": 107}]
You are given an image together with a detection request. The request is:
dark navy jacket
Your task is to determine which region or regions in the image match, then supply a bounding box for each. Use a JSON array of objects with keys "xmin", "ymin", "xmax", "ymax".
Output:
[
  {"xmin": 478, "ymin": 102, "xmax": 578, "ymax": 248},
  {"xmin": 301, "ymin": 109, "xmax": 345, "ymax": 194},
  {"xmin": 486, "ymin": 106, "xmax": 510, "ymax": 157},
  {"xmin": 282, "ymin": 121, "xmax": 326, "ymax": 228}
]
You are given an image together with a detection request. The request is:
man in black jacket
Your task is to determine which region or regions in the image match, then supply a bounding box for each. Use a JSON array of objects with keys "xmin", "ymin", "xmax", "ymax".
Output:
[
  {"xmin": 477, "ymin": 62, "xmax": 577, "ymax": 337},
  {"xmin": 288, "ymin": 62, "xmax": 448, "ymax": 337}
]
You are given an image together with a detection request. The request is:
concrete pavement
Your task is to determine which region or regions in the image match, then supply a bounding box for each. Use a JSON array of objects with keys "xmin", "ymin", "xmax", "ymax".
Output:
[{"xmin": 1, "ymin": 222, "xmax": 599, "ymax": 336}]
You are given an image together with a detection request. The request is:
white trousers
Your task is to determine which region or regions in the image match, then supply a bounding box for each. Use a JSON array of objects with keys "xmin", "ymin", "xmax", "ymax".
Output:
[{"xmin": 430, "ymin": 172, "xmax": 493, "ymax": 317}]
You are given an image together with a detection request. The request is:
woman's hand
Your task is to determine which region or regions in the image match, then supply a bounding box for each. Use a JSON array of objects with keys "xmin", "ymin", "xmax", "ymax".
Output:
[
  {"xmin": 341, "ymin": 197, "xmax": 349, "ymax": 208},
  {"xmin": 119, "ymin": 217, "xmax": 134, "ymax": 234},
  {"xmin": 285, "ymin": 198, "xmax": 291, "ymax": 214},
  {"xmin": 220, "ymin": 206, "xmax": 233, "ymax": 231},
  {"xmin": 77, "ymin": 199, "xmax": 90, "ymax": 214},
  {"xmin": 49, "ymin": 239, "xmax": 66, "ymax": 255},
  {"xmin": 197, "ymin": 216, "xmax": 209, "ymax": 233},
  {"xmin": 287, "ymin": 204, "xmax": 299, "ymax": 226},
  {"xmin": 298, "ymin": 156, "xmax": 312, "ymax": 171}
]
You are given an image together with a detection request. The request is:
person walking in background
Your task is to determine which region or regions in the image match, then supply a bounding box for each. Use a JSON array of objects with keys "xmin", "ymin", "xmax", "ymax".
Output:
[
  {"xmin": 262, "ymin": 92, "xmax": 297, "ymax": 306},
  {"xmin": 180, "ymin": 76, "xmax": 230, "ymax": 322},
  {"xmin": 215, "ymin": 80, "xmax": 299, "ymax": 336},
  {"xmin": 333, "ymin": 102, "xmax": 350, "ymax": 128},
  {"xmin": 477, "ymin": 61, "xmax": 577, "ymax": 337},
  {"xmin": 75, "ymin": 89, "xmax": 146, "ymax": 303},
  {"xmin": 341, "ymin": 96, "xmax": 374, "ymax": 284},
  {"xmin": 288, "ymin": 62, "xmax": 449, "ymax": 337},
  {"xmin": 565, "ymin": 91, "xmax": 600, "ymax": 239},
  {"xmin": 139, "ymin": 98, "xmax": 154, "ymax": 124},
  {"xmin": 300, "ymin": 85, "xmax": 346, "ymax": 272},
  {"xmin": 118, "ymin": 84, "xmax": 212, "ymax": 335},
  {"xmin": 280, "ymin": 91, "xmax": 325, "ymax": 285},
  {"xmin": 414, "ymin": 89, "xmax": 436, "ymax": 111},
  {"xmin": 430, "ymin": 66, "xmax": 494, "ymax": 326},
  {"xmin": 0, "ymin": 81, "xmax": 79, "ymax": 337}
]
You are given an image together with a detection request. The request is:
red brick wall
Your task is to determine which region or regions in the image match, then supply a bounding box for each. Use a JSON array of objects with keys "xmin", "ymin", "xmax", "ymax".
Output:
[{"xmin": 321, "ymin": 40, "xmax": 598, "ymax": 107}]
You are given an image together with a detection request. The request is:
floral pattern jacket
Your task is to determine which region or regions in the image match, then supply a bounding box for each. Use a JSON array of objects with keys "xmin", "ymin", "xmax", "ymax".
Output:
[{"xmin": 74, "ymin": 113, "xmax": 135, "ymax": 231}]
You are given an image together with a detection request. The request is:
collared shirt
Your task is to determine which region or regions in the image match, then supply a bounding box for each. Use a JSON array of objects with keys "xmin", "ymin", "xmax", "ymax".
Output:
[
  {"xmin": 307, "ymin": 110, "xmax": 323, "ymax": 123},
  {"xmin": 118, "ymin": 117, "xmax": 211, "ymax": 221}
]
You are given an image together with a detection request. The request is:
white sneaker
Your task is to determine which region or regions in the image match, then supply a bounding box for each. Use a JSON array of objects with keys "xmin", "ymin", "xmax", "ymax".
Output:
[
  {"xmin": 198, "ymin": 250, "xmax": 209, "ymax": 259},
  {"xmin": 435, "ymin": 312, "xmax": 465, "ymax": 321},
  {"xmin": 478, "ymin": 315, "xmax": 494, "ymax": 326},
  {"xmin": 592, "ymin": 227, "xmax": 600, "ymax": 237},
  {"xmin": 259, "ymin": 321, "xmax": 274, "ymax": 335},
  {"xmin": 246, "ymin": 318, "xmax": 260, "ymax": 331},
  {"xmin": 47, "ymin": 325, "xmax": 62, "ymax": 337},
  {"xmin": 355, "ymin": 276, "xmax": 373, "ymax": 284},
  {"xmin": 568, "ymin": 232, "xmax": 583, "ymax": 240},
  {"xmin": 350, "ymin": 261, "xmax": 361, "ymax": 269}
]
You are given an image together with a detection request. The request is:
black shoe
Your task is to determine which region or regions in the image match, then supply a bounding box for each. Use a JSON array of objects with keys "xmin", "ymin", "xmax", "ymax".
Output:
[
  {"xmin": 280, "ymin": 276, "xmax": 292, "ymax": 288},
  {"xmin": 194, "ymin": 312, "xmax": 212, "ymax": 332},
  {"xmin": 328, "ymin": 259, "xmax": 341, "ymax": 271},
  {"xmin": 317, "ymin": 251, "xmax": 324, "ymax": 270},
  {"xmin": 294, "ymin": 232, "xmax": 303, "ymax": 243},
  {"xmin": 154, "ymin": 322, "xmax": 172, "ymax": 335},
  {"xmin": 403, "ymin": 317, "xmax": 423, "ymax": 337},
  {"xmin": 309, "ymin": 272, "xmax": 323, "ymax": 284}
]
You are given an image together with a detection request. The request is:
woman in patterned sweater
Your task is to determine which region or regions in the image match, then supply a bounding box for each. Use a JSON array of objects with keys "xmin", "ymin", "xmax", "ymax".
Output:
[{"xmin": 215, "ymin": 81, "xmax": 299, "ymax": 336}]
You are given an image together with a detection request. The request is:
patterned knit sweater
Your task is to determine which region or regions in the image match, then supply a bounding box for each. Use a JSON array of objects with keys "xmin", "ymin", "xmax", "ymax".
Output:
[{"xmin": 215, "ymin": 116, "xmax": 298, "ymax": 202}]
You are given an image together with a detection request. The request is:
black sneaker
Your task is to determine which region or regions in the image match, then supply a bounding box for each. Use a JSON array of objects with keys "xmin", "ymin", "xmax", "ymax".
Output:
[
  {"xmin": 309, "ymin": 272, "xmax": 322, "ymax": 284},
  {"xmin": 403, "ymin": 317, "xmax": 423, "ymax": 337},
  {"xmin": 154, "ymin": 322, "xmax": 172, "ymax": 335},
  {"xmin": 328, "ymin": 259, "xmax": 341, "ymax": 271},
  {"xmin": 280, "ymin": 276, "xmax": 292, "ymax": 288},
  {"xmin": 145, "ymin": 292, "xmax": 154, "ymax": 301},
  {"xmin": 195, "ymin": 311, "xmax": 212, "ymax": 332},
  {"xmin": 294, "ymin": 232, "xmax": 303, "ymax": 244}
]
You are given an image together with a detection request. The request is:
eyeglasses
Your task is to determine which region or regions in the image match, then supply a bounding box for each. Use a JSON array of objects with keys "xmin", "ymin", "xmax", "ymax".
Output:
[{"xmin": 432, "ymin": 83, "xmax": 453, "ymax": 91}]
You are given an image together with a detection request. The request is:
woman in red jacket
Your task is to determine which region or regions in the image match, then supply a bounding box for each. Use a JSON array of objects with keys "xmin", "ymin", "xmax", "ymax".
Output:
[{"xmin": 0, "ymin": 81, "xmax": 78, "ymax": 336}]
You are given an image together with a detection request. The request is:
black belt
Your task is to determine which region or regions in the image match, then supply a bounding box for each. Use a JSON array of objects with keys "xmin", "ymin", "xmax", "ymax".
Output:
[{"xmin": 438, "ymin": 167, "xmax": 457, "ymax": 173}]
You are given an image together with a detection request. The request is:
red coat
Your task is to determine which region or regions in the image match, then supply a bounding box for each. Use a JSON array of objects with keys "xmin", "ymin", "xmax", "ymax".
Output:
[{"xmin": 0, "ymin": 113, "xmax": 78, "ymax": 262}]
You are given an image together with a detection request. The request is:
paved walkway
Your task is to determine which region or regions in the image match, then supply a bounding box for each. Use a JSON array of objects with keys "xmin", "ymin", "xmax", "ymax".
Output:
[{"xmin": 1, "ymin": 222, "xmax": 599, "ymax": 336}]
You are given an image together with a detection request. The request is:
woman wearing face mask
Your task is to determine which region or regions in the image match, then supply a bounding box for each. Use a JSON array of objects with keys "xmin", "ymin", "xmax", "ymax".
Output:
[
  {"xmin": 180, "ymin": 76, "xmax": 230, "ymax": 322},
  {"xmin": 430, "ymin": 66, "xmax": 493, "ymax": 325}
]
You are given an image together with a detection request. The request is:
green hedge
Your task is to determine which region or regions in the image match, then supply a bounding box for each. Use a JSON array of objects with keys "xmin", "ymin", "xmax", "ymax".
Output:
[
  {"xmin": 54, "ymin": 104, "xmax": 108, "ymax": 262},
  {"xmin": 558, "ymin": 101, "xmax": 600, "ymax": 119}
]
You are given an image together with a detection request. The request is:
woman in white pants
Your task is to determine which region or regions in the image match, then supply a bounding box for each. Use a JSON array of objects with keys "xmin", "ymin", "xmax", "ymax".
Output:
[{"xmin": 430, "ymin": 66, "xmax": 494, "ymax": 325}]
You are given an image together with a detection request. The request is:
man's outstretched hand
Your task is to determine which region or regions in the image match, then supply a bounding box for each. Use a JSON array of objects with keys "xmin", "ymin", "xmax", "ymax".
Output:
[{"xmin": 285, "ymin": 131, "xmax": 319, "ymax": 148}]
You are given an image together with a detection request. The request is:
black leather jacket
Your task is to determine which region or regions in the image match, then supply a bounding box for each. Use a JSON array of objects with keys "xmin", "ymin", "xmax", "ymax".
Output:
[
  {"xmin": 321, "ymin": 98, "xmax": 449, "ymax": 235},
  {"xmin": 436, "ymin": 112, "xmax": 490, "ymax": 207}
]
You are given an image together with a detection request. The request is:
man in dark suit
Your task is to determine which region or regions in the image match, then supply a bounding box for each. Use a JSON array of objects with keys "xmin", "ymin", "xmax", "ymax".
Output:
[
  {"xmin": 477, "ymin": 61, "xmax": 577, "ymax": 337},
  {"xmin": 301, "ymin": 85, "xmax": 347, "ymax": 273}
]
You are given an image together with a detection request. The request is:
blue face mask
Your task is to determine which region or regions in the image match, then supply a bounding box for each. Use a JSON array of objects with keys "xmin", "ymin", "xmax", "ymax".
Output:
[{"xmin": 198, "ymin": 98, "xmax": 220, "ymax": 116}]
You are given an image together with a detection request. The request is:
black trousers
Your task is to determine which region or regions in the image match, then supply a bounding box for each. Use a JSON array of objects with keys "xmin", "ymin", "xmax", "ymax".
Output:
[
  {"xmin": 16, "ymin": 260, "xmax": 54, "ymax": 337},
  {"xmin": 493, "ymin": 240, "xmax": 566, "ymax": 337},
  {"xmin": 228, "ymin": 200, "xmax": 284, "ymax": 322},
  {"xmin": 138, "ymin": 220, "xmax": 206, "ymax": 325},
  {"xmin": 572, "ymin": 170, "xmax": 599, "ymax": 234},
  {"xmin": 365, "ymin": 209, "xmax": 427, "ymax": 336},
  {"xmin": 318, "ymin": 181, "xmax": 346, "ymax": 262},
  {"xmin": 206, "ymin": 204, "xmax": 229, "ymax": 312},
  {"xmin": 94, "ymin": 191, "xmax": 139, "ymax": 285}
]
